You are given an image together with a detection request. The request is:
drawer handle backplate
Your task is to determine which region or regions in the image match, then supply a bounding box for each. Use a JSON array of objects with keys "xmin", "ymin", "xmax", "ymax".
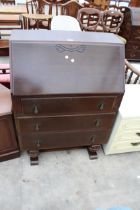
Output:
[
  {"xmin": 95, "ymin": 120, "xmax": 100, "ymax": 127},
  {"xmin": 35, "ymin": 123, "xmax": 40, "ymax": 131}
]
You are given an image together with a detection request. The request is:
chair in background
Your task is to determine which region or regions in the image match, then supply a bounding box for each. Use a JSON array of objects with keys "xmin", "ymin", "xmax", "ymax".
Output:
[
  {"xmin": 44, "ymin": 0, "xmax": 65, "ymax": 16},
  {"xmin": 101, "ymin": 9, "xmax": 124, "ymax": 34},
  {"xmin": 61, "ymin": 0, "xmax": 83, "ymax": 18},
  {"xmin": 22, "ymin": 0, "xmax": 39, "ymax": 29},
  {"xmin": 22, "ymin": 0, "xmax": 52, "ymax": 29},
  {"xmin": 26, "ymin": 0, "xmax": 40, "ymax": 14},
  {"xmin": 125, "ymin": 59, "xmax": 140, "ymax": 84},
  {"xmin": 77, "ymin": 7, "xmax": 102, "ymax": 31}
]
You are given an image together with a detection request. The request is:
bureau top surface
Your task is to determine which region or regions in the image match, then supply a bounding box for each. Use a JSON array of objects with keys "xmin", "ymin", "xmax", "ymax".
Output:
[
  {"xmin": 10, "ymin": 30, "xmax": 125, "ymax": 95},
  {"xmin": 10, "ymin": 30, "xmax": 124, "ymax": 45},
  {"xmin": 119, "ymin": 85, "xmax": 140, "ymax": 118},
  {"xmin": 0, "ymin": 84, "xmax": 11, "ymax": 115}
]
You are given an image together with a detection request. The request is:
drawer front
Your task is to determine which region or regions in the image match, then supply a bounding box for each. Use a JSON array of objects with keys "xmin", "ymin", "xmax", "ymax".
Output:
[
  {"xmin": 18, "ymin": 130, "xmax": 111, "ymax": 150},
  {"xmin": 20, "ymin": 96, "xmax": 117, "ymax": 115},
  {"xmin": 16, "ymin": 114, "xmax": 116, "ymax": 133}
]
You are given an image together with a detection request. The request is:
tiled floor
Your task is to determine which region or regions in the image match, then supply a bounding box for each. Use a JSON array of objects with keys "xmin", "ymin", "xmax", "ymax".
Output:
[{"xmin": 0, "ymin": 148, "xmax": 140, "ymax": 210}]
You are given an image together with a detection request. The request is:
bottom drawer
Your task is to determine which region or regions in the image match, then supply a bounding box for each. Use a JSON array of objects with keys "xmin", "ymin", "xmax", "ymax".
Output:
[{"xmin": 19, "ymin": 130, "xmax": 111, "ymax": 150}]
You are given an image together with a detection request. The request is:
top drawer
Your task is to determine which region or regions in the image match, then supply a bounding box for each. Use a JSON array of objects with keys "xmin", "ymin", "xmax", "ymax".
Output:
[{"xmin": 13, "ymin": 95, "xmax": 120, "ymax": 116}]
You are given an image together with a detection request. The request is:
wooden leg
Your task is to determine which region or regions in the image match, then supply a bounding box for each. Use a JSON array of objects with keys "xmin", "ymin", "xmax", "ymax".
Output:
[
  {"xmin": 28, "ymin": 150, "xmax": 39, "ymax": 165},
  {"xmin": 87, "ymin": 145, "xmax": 100, "ymax": 160}
]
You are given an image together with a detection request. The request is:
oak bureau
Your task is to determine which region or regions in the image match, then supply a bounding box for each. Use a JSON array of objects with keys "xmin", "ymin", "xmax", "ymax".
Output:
[{"xmin": 10, "ymin": 30, "xmax": 125, "ymax": 165}]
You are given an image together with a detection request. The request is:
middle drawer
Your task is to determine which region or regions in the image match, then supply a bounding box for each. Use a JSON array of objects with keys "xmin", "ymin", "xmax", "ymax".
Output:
[{"xmin": 16, "ymin": 114, "xmax": 115, "ymax": 133}]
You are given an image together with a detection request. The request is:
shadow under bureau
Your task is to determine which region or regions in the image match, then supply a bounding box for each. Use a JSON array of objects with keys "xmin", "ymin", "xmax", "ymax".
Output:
[{"xmin": 10, "ymin": 30, "xmax": 125, "ymax": 165}]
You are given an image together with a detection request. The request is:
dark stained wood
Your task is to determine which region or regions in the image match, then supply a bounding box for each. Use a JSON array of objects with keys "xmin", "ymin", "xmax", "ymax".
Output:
[
  {"xmin": 130, "ymin": 0, "xmax": 140, "ymax": 7},
  {"xmin": 1, "ymin": 0, "xmax": 15, "ymax": 5},
  {"xmin": 0, "ymin": 114, "xmax": 20, "ymax": 161},
  {"xmin": 61, "ymin": 0, "xmax": 83, "ymax": 18},
  {"xmin": 16, "ymin": 114, "xmax": 116, "ymax": 132},
  {"xmin": 0, "ymin": 39, "xmax": 9, "ymax": 56},
  {"xmin": 12, "ymin": 95, "xmax": 120, "ymax": 115},
  {"xmin": 88, "ymin": 144, "xmax": 100, "ymax": 159},
  {"xmin": 119, "ymin": 7, "xmax": 140, "ymax": 61},
  {"xmin": 18, "ymin": 130, "xmax": 111, "ymax": 150},
  {"xmin": 12, "ymin": 93, "xmax": 123, "ymax": 165}
]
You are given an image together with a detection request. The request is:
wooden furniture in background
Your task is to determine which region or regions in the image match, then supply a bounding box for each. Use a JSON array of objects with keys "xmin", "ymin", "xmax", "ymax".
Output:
[
  {"xmin": 41, "ymin": 0, "xmax": 64, "ymax": 15},
  {"xmin": 102, "ymin": 10, "xmax": 124, "ymax": 34},
  {"xmin": 130, "ymin": 0, "xmax": 140, "ymax": 7},
  {"xmin": 119, "ymin": 7, "xmax": 140, "ymax": 61},
  {"xmin": 77, "ymin": 8, "xmax": 102, "ymax": 31},
  {"xmin": 0, "ymin": 5, "xmax": 27, "ymax": 31},
  {"xmin": 0, "ymin": 5, "xmax": 27, "ymax": 14},
  {"xmin": 0, "ymin": 39, "xmax": 9, "ymax": 56},
  {"xmin": 10, "ymin": 30, "xmax": 125, "ymax": 165},
  {"xmin": 0, "ymin": 40, "xmax": 10, "ymax": 88},
  {"xmin": 0, "ymin": 84, "xmax": 20, "ymax": 162},
  {"xmin": 61, "ymin": 0, "xmax": 83, "ymax": 18},
  {"xmin": 93, "ymin": 0, "xmax": 110, "ymax": 10},
  {"xmin": 0, "ymin": 0, "xmax": 15, "ymax": 4},
  {"xmin": 0, "ymin": 14, "xmax": 23, "ymax": 30},
  {"xmin": 22, "ymin": 13, "xmax": 52, "ymax": 29}
]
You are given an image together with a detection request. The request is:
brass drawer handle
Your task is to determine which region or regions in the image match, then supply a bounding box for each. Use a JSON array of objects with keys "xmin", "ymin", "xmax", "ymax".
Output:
[
  {"xmin": 36, "ymin": 139, "xmax": 41, "ymax": 148},
  {"xmin": 35, "ymin": 123, "xmax": 40, "ymax": 131},
  {"xmin": 90, "ymin": 136, "xmax": 95, "ymax": 145},
  {"xmin": 131, "ymin": 142, "xmax": 140, "ymax": 146},
  {"xmin": 98, "ymin": 103, "xmax": 104, "ymax": 110},
  {"xmin": 95, "ymin": 120, "xmax": 100, "ymax": 127},
  {"xmin": 33, "ymin": 105, "xmax": 39, "ymax": 114},
  {"xmin": 136, "ymin": 132, "xmax": 140, "ymax": 137}
]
